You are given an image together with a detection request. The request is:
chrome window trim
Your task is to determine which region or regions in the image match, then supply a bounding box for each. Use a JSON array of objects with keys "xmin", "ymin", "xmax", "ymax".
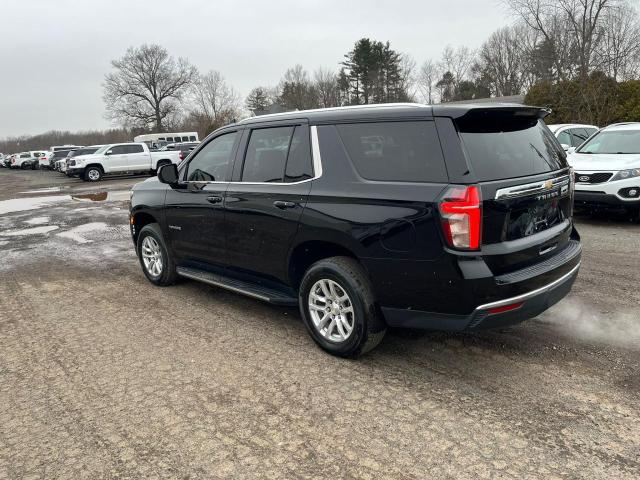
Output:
[
  {"xmin": 182, "ymin": 125, "xmax": 323, "ymax": 187},
  {"xmin": 495, "ymin": 175, "xmax": 571, "ymax": 200}
]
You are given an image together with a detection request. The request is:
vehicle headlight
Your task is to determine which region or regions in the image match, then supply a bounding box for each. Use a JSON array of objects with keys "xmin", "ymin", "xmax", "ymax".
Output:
[{"xmin": 611, "ymin": 168, "xmax": 640, "ymax": 181}]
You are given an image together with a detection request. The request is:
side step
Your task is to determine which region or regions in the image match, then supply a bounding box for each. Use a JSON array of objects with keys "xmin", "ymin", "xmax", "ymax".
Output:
[{"xmin": 176, "ymin": 266, "xmax": 298, "ymax": 307}]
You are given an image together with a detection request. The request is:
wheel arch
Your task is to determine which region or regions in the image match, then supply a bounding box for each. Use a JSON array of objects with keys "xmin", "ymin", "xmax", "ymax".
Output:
[{"xmin": 287, "ymin": 240, "xmax": 366, "ymax": 290}]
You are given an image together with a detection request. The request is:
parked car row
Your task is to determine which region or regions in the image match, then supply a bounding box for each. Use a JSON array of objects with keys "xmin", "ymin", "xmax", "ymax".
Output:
[{"xmin": 2, "ymin": 141, "xmax": 192, "ymax": 181}]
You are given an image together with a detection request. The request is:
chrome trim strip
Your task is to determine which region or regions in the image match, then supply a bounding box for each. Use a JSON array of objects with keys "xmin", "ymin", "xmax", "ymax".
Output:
[
  {"xmin": 177, "ymin": 269, "xmax": 271, "ymax": 302},
  {"xmin": 495, "ymin": 175, "xmax": 570, "ymax": 200},
  {"xmin": 475, "ymin": 262, "xmax": 580, "ymax": 311}
]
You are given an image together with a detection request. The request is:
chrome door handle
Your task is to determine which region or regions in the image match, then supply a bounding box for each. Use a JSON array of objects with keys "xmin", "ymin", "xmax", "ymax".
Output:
[
  {"xmin": 273, "ymin": 201, "xmax": 296, "ymax": 209},
  {"xmin": 207, "ymin": 195, "xmax": 223, "ymax": 204}
]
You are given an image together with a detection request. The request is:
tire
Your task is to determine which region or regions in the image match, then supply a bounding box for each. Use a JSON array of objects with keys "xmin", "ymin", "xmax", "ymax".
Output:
[
  {"xmin": 627, "ymin": 207, "xmax": 640, "ymax": 223},
  {"xmin": 20, "ymin": 163, "xmax": 27, "ymax": 170},
  {"xmin": 136, "ymin": 223, "xmax": 177, "ymax": 286},
  {"xmin": 299, "ymin": 256, "xmax": 386, "ymax": 358},
  {"xmin": 84, "ymin": 166, "xmax": 102, "ymax": 182}
]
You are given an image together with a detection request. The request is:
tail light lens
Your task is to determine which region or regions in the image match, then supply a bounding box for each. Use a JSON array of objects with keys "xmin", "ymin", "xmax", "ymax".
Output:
[
  {"xmin": 439, "ymin": 185, "xmax": 482, "ymax": 250},
  {"xmin": 179, "ymin": 151, "xmax": 184, "ymax": 161}
]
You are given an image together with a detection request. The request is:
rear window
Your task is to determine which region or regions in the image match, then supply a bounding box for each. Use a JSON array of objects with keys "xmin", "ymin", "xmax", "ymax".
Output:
[
  {"xmin": 457, "ymin": 116, "xmax": 566, "ymax": 181},
  {"xmin": 336, "ymin": 121, "xmax": 448, "ymax": 182}
]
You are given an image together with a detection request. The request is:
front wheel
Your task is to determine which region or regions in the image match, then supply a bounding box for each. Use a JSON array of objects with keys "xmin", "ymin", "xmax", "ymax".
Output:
[
  {"xmin": 84, "ymin": 166, "xmax": 102, "ymax": 182},
  {"xmin": 299, "ymin": 256, "xmax": 386, "ymax": 358},
  {"xmin": 137, "ymin": 223, "xmax": 177, "ymax": 286}
]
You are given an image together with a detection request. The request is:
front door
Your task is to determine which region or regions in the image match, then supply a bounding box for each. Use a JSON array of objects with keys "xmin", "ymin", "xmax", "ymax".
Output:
[
  {"xmin": 164, "ymin": 130, "xmax": 241, "ymax": 268},
  {"xmin": 103, "ymin": 145, "xmax": 129, "ymax": 172},
  {"xmin": 225, "ymin": 124, "xmax": 313, "ymax": 284}
]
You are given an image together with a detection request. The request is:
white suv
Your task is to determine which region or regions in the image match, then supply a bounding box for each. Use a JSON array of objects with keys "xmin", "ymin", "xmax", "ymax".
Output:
[
  {"xmin": 547, "ymin": 124, "xmax": 599, "ymax": 152},
  {"xmin": 567, "ymin": 122, "xmax": 640, "ymax": 218}
]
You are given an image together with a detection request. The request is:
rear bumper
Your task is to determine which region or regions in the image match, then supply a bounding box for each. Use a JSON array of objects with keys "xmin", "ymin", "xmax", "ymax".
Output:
[{"xmin": 382, "ymin": 262, "xmax": 580, "ymax": 331}]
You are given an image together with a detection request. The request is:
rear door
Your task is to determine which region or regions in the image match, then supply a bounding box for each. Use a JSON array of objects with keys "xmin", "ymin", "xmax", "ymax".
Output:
[
  {"xmin": 453, "ymin": 111, "xmax": 573, "ymax": 274},
  {"xmin": 125, "ymin": 144, "xmax": 149, "ymax": 170},
  {"xmin": 224, "ymin": 123, "xmax": 313, "ymax": 284}
]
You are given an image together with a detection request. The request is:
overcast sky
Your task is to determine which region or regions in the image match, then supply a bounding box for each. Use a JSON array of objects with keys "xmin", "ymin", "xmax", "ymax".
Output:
[{"xmin": 0, "ymin": 0, "xmax": 510, "ymax": 137}]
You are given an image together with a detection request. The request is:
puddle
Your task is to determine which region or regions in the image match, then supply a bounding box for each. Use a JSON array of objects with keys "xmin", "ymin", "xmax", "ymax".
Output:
[
  {"xmin": 0, "ymin": 196, "xmax": 72, "ymax": 215},
  {"xmin": 71, "ymin": 190, "xmax": 130, "ymax": 202},
  {"xmin": 1, "ymin": 225, "xmax": 59, "ymax": 236}
]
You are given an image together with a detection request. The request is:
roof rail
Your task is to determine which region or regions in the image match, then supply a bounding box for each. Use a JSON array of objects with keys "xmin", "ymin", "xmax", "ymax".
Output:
[{"xmin": 238, "ymin": 103, "xmax": 427, "ymax": 124}]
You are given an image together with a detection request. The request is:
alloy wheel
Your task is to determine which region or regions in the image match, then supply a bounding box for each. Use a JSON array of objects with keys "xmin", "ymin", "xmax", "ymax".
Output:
[
  {"xmin": 308, "ymin": 279, "xmax": 355, "ymax": 342},
  {"xmin": 141, "ymin": 236, "xmax": 163, "ymax": 277}
]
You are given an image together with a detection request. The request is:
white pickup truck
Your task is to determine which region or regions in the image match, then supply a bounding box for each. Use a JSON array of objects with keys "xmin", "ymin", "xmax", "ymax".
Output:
[{"xmin": 66, "ymin": 142, "xmax": 181, "ymax": 182}]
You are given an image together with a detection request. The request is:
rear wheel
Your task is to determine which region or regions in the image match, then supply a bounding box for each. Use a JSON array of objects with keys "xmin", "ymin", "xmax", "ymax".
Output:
[
  {"xmin": 299, "ymin": 256, "xmax": 386, "ymax": 358},
  {"xmin": 136, "ymin": 223, "xmax": 177, "ymax": 286},
  {"xmin": 84, "ymin": 166, "xmax": 102, "ymax": 182}
]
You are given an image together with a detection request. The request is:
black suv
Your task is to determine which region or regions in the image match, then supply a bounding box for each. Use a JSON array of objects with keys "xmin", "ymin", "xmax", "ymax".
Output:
[{"xmin": 130, "ymin": 104, "xmax": 581, "ymax": 357}]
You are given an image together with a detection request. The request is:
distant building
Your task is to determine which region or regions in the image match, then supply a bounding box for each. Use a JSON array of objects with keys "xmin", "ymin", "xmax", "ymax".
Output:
[{"xmin": 445, "ymin": 94, "xmax": 525, "ymax": 105}]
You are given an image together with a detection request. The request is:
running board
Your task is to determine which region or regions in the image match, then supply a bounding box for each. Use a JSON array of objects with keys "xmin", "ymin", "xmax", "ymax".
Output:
[{"xmin": 176, "ymin": 266, "xmax": 298, "ymax": 306}]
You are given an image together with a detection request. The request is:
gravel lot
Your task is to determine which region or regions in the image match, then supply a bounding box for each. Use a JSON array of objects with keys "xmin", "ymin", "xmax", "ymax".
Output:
[{"xmin": 0, "ymin": 168, "xmax": 639, "ymax": 479}]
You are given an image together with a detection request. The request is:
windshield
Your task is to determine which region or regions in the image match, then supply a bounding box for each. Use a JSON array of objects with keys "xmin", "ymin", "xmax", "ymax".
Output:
[
  {"xmin": 93, "ymin": 145, "xmax": 110, "ymax": 155},
  {"xmin": 578, "ymin": 130, "xmax": 640, "ymax": 154}
]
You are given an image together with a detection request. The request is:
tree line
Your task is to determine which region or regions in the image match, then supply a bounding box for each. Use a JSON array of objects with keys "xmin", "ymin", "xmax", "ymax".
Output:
[{"xmin": 3, "ymin": 0, "xmax": 640, "ymax": 152}]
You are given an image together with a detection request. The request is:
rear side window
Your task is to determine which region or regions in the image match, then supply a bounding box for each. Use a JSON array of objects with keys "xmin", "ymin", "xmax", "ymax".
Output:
[
  {"xmin": 126, "ymin": 145, "xmax": 144, "ymax": 153},
  {"xmin": 285, "ymin": 127, "xmax": 313, "ymax": 182},
  {"xmin": 242, "ymin": 126, "xmax": 294, "ymax": 182},
  {"xmin": 336, "ymin": 121, "xmax": 448, "ymax": 182},
  {"xmin": 458, "ymin": 116, "xmax": 567, "ymax": 181}
]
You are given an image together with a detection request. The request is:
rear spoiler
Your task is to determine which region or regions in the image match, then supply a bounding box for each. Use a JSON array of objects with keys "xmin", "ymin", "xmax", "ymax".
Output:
[{"xmin": 434, "ymin": 104, "xmax": 551, "ymax": 120}]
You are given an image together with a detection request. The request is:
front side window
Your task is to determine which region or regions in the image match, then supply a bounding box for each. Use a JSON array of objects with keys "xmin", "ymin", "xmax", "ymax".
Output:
[
  {"xmin": 336, "ymin": 121, "xmax": 448, "ymax": 182},
  {"xmin": 578, "ymin": 130, "xmax": 640, "ymax": 154},
  {"xmin": 109, "ymin": 146, "xmax": 127, "ymax": 155},
  {"xmin": 186, "ymin": 131, "xmax": 238, "ymax": 182},
  {"xmin": 242, "ymin": 126, "xmax": 294, "ymax": 182}
]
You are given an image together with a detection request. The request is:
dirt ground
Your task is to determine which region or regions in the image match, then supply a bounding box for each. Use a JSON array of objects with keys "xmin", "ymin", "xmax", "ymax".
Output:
[{"xmin": 0, "ymin": 168, "xmax": 639, "ymax": 479}]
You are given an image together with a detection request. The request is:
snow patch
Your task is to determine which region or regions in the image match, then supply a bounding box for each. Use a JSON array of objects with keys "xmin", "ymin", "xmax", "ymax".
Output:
[
  {"xmin": 24, "ymin": 216, "xmax": 50, "ymax": 225},
  {"xmin": 56, "ymin": 222, "xmax": 108, "ymax": 244},
  {"xmin": 1, "ymin": 225, "xmax": 59, "ymax": 236},
  {"xmin": 0, "ymin": 196, "xmax": 71, "ymax": 215}
]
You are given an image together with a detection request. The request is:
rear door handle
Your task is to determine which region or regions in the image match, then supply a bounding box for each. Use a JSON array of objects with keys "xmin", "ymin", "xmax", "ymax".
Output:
[
  {"xmin": 273, "ymin": 200, "xmax": 296, "ymax": 209},
  {"xmin": 207, "ymin": 195, "xmax": 223, "ymax": 204}
]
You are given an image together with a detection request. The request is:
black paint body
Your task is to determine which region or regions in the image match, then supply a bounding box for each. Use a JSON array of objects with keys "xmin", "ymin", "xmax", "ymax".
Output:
[{"xmin": 130, "ymin": 104, "xmax": 581, "ymax": 330}]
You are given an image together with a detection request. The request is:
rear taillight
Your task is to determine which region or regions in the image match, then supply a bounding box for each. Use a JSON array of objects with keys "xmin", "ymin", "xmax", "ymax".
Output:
[
  {"xmin": 179, "ymin": 151, "xmax": 184, "ymax": 160},
  {"xmin": 439, "ymin": 185, "xmax": 482, "ymax": 251}
]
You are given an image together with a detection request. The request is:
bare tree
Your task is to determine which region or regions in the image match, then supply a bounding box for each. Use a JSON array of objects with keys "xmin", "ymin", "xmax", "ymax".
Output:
[
  {"xmin": 439, "ymin": 45, "xmax": 476, "ymax": 89},
  {"xmin": 103, "ymin": 44, "xmax": 196, "ymax": 131},
  {"xmin": 278, "ymin": 65, "xmax": 318, "ymax": 110},
  {"xmin": 477, "ymin": 24, "xmax": 536, "ymax": 96},
  {"xmin": 190, "ymin": 70, "xmax": 240, "ymax": 127},
  {"xmin": 597, "ymin": 1, "xmax": 640, "ymax": 80},
  {"xmin": 504, "ymin": 0, "xmax": 620, "ymax": 83},
  {"xmin": 313, "ymin": 68, "xmax": 341, "ymax": 107},
  {"xmin": 416, "ymin": 59, "xmax": 440, "ymax": 104},
  {"xmin": 398, "ymin": 54, "xmax": 417, "ymax": 101}
]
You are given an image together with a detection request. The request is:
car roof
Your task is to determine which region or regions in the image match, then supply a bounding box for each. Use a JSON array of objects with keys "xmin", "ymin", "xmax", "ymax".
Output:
[
  {"xmin": 547, "ymin": 123, "xmax": 599, "ymax": 132},
  {"xmin": 601, "ymin": 122, "xmax": 640, "ymax": 131},
  {"xmin": 236, "ymin": 102, "xmax": 548, "ymax": 126}
]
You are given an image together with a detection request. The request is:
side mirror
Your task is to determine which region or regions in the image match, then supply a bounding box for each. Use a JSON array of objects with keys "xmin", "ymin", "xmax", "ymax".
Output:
[
  {"xmin": 560, "ymin": 143, "xmax": 570, "ymax": 151},
  {"xmin": 105, "ymin": 150, "xmax": 113, "ymax": 155},
  {"xmin": 158, "ymin": 163, "xmax": 179, "ymax": 185},
  {"xmin": 567, "ymin": 147, "xmax": 576, "ymax": 154}
]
